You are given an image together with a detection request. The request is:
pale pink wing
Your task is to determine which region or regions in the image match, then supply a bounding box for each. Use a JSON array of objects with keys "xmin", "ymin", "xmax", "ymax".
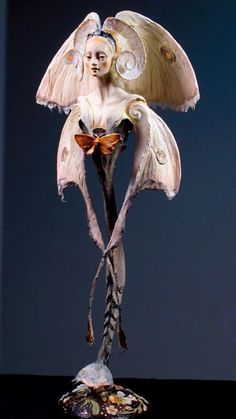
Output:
[
  {"xmin": 106, "ymin": 99, "xmax": 181, "ymax": 251},
  {"xmin": 36, "ymin": 13, "xmax": 101, "ymax": 112},
  {"xmin": 57, "ymin": 105, "xmax": 104, "ymax": 250},
  {"xmin": 115, "ymin": 11, "xmax": 200, "ymax": 111}
]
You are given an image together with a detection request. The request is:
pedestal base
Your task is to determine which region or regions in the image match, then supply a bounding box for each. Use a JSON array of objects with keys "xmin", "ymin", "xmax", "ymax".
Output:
[{"xmin": 59, "ymin": 383, "xmax": 148, "ymax": 418}]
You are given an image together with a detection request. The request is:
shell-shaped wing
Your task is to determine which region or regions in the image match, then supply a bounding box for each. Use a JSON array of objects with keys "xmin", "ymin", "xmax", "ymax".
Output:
[
  {"xmin": 105, "ymin": 100, "xmax": 181, "ymax": 251},
  {"xmin": 102, "ymin": 17, "xmax": 146, "ymax": 80},
  {"xmin": 115, "ymin": 11, "xmax": 199, "ymax": 111},
  {"xmin": 57, "ymin": 105, "xmax": 104, "ymax": 250},
  {"xmin": 36, "ymin": 13, "xmax": 101, "ymax": 112}
]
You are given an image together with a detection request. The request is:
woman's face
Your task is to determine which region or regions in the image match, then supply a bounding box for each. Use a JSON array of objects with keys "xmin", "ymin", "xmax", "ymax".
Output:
[{"xmin": 84, "ymin": 37, "xmax": 113, "ymax": 78}]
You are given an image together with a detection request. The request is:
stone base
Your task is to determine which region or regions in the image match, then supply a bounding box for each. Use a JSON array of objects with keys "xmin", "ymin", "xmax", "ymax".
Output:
[{"xmin": 59, "ymin": 382, "xmax": 149, "ymax": 418}]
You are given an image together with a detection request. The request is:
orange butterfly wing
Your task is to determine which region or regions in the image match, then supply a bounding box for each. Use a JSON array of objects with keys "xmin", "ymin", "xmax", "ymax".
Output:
[
  {"xmin": 99, "ymin": 134, "xmax": 122, "ymax": 155},
  {"xmin": 74, "ymin": 134, "xmax": 95, "ymax": 154},
  {"xmin": 75, "ymin": 133, "xmax": 122, "ymax": 155}
]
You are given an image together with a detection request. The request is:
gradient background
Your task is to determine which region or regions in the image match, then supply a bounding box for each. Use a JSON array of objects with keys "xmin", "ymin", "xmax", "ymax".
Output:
[{"xmin": 1, "ymin": 0, "xmax": 236, "ymax": 380}]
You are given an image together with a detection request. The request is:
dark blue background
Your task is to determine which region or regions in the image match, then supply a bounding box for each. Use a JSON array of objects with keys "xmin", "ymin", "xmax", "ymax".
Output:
[{"xmin": 1, "ymin": 0, "xmax": 236, "ymax": 380}]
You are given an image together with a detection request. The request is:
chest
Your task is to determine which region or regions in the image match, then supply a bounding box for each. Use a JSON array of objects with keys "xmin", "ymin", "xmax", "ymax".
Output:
[
  {"xmin": 91, "ymin": 103, "xmax": 126, "ymax": 131},
  {"xmin": 80, "ymin": 97, "xmax": 128, "ymax": 131},
  {"xmin": 91, "ymin": 103, "xmax": 115, "ymax": 128}
]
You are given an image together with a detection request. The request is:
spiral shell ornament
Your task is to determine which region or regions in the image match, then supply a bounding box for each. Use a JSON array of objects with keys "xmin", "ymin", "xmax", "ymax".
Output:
[
  {"xmin": 115, "ymin": 50, "xmax": 141, "ymax": 80},
  {"xmin": 103, "ymin": 17, "xmax": 146, "ymax": 80}
]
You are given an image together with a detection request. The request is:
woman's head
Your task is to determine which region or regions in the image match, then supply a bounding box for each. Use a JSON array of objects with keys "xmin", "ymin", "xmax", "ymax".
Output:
[
  {"xmin": 84, "ymin": 35, "xmax": 115, "ymax": 78},
  {"xmin": 84, "ymin": 31, "xmax": 116, "ymax": 77},
  {"xmin": 36, "ymin": 12, "xmax": 147, "ymax": 110}
]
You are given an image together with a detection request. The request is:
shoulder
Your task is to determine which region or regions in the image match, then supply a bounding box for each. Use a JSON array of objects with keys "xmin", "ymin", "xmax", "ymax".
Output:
[
  {"xmin": 125, "ymin": 93, "xmax": 147, "ymax": 111},
  {"xmin": 127, "ymin": 93, "xmax": 146, "ymax": 103},
  {"xmin": 71, "ymin": 96, "xmax": 89, "ymax": 110},
  {"xmin": 115, "ymin": 87, "xmax": 146, "ymax": 105},
  {"xmin": 69, "ymin": 96, "xmax": 93, "ymax": 121},
  {"xmin": 124, "ymin": 94, "xmax": 149, "ymax": 123}
]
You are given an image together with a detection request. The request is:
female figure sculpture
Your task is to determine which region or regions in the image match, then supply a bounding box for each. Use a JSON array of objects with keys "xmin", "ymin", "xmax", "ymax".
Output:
[{"xmin": 37, "ymin": 11, "xmax": 199, "ymax": 417}]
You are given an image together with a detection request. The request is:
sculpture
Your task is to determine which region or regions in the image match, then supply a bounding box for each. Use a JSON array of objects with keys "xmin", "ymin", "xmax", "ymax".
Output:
[{"xmin": 36, "ymin": 10, "xmax": 199, "ymax": 418}]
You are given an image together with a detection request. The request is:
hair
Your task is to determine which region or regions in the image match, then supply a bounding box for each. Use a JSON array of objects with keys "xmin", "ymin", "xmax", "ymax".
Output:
[{"xmin": 86, "ymin": 30, "xmax": 117, "ymax": 51}]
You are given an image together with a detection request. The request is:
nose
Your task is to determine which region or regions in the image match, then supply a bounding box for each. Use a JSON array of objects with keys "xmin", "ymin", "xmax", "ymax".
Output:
[{"xmin": 91, "ymin": 58, "xmax": 98, "ymax": 67}]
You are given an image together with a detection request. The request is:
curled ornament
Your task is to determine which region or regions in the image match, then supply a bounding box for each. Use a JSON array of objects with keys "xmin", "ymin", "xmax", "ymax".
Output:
[
  {"xmin": 115, "ymin": 50, "xmax": 141, "ymax": 80},
  {"xmin": 103, "ymin": 17, "xmax": 146, "ymax": 80}
]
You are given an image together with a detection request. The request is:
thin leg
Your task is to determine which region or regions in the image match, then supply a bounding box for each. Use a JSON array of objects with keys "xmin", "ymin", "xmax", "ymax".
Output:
[{"xmin": 92, "ymin": 146, "xmax": 126, "ymax": 364}]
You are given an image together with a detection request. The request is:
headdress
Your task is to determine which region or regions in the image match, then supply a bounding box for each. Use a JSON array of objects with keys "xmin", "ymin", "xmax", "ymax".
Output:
[
  {"xmin": 86, "ymin": 30, "xmax": 117, "ymax": 51},
  {"xmin": 36, "ymin": 11, "xmax": 199, "ymax": 112}
]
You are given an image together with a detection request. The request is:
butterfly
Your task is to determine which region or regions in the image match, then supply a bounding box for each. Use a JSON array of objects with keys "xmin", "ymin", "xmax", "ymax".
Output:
[{"xmin": 74, "ymin": 133, "xmax": 122, "ymax": 155}]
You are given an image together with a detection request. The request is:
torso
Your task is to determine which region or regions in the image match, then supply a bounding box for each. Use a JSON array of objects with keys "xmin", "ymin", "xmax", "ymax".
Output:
[
  {"xmin": 78, "ymin": 89, "xmax": 145, "ymax": 133},
  {"xmin": 85, "ymin": 88, "xmax": 131, "ymax": 128},
  {"xmin": 77, "ymin": 88, "xmax": 145, "ymax": 133}
]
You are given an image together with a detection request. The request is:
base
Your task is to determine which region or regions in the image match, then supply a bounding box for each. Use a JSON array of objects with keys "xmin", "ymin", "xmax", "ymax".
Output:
[{"xmin": 59, "ymin": 382, "xmax": 149, "ymax": 418}]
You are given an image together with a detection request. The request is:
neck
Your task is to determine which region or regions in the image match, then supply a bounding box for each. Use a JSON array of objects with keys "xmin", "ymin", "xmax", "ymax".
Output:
[{"xmin": 93, "ymin": 74, "xmax": 115, "ymax": 102}]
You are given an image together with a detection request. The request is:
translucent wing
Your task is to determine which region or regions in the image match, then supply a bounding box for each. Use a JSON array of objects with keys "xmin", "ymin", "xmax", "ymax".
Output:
[
  {"xmin": 106, "ymin": 100, "xmax": 181, "ymax": 251},
  {"xmin": 115, "ymin": 11, "xmax": 199, "ymax": 111},
  {"xmin": 99, "ymin": 134, "xmax": 122, "ymax": 155},
  {"xmin": 36, "ymin": 13, "xmax": 101, "ymax": 112},
  {"xmin": 57, "ymin": 105, "xmax": 104, "ymax": 250}
]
